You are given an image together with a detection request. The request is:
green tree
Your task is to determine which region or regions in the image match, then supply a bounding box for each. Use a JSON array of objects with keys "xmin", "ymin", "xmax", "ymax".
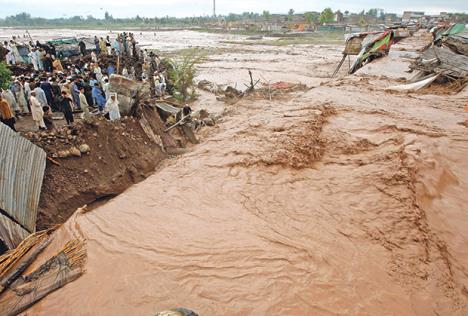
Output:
[
  {"xmin": 168, "ymin": 49, "xmax": 206, "ymax": 102},
  {"xmin": 319, "ymin": 8, "xmax": 334, "ymax": 24},
  {"xmin": 304, "ymin": 12, "xmax": 313, "ymax": 25},
  {"xmin": 0, "ymin": 62, "xmax": 12, "ymax": 90},
  {"xmin": 262, "ymin": 10, "xmax": 271, "ymax": 22},
  {"xmin": 104, "ymin": 11, "xmax": 113, "ymax": 21},
  {"xmin": 366, "ymin": 9, "xmax": 378, "ymax": 17},
  {"xmin": 288, "ymin": 9, "xmax": 295, "ymax": 21}
]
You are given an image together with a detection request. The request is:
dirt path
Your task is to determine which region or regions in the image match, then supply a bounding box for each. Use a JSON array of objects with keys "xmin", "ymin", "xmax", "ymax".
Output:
[{"xmin": 29, "ymin": 33, "xmax": 468, "ymax": 315}]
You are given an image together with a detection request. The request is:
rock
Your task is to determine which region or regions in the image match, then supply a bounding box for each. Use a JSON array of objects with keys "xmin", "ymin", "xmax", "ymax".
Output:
[
  {"xmin": 57, "ymin": 150, "xmax": 70, "ymax": 158},
  {"xmin": 199, "ymin": 109, "xmax": 210, "ymax": 120},
  {"xmin": 69, "ymin": 147, "xmax": 82, "ymax": 157},
  {"xmin": 203, "ymin": 118, "xmax": 215, "ymax": 126},
  {"xmin": 79, "ymin": 144, "xmax": 91, "ymax": 154}
]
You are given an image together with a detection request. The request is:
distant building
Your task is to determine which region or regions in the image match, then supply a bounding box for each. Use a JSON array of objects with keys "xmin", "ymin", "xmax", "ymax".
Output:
[
  {"xmin": 440, "ymin": 12, "xmax": 450, "ymax": 20},
  {"xmin": 384, "ymin": 13, "xmax": 399, "ymax": 24},
  {"xmin": 335, "ymin": 11, "xmax": 344, "ymax": 23},
  {"xmin": 402, "ymin": 11, "xmax": 425, "ymax": 23}
]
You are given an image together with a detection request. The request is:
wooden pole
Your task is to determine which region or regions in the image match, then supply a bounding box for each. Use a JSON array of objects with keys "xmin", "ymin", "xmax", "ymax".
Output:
[{"xmin": 332, "ymin": 54, "xmax": 347, "ymax": 78}]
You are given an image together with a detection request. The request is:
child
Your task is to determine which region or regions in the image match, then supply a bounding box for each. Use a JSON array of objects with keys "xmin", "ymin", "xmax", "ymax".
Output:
[{"xmin": 42, "ymin": 105, "xmax": 55, "ymax": 130}]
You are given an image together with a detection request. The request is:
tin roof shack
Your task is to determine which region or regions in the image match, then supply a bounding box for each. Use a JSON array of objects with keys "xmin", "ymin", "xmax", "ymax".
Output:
[
  {"xmin": 0, "ymin": 123, "xmax": 46, "ymax": 251},
  {"xmin": 387, "ymin": 24, "xmax": 467, "ymax": 92},
  {"xmin": 47, "ymin": 37, "xmax": 80, "ymax": 59},
  {"xmin": 333, "ymin": 30, "xmax": 395, "ymax": 76}
]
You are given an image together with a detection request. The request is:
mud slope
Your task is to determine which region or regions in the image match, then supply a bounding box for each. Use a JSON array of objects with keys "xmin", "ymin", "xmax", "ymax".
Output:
[
  {"xmin": 27, "ymin": 33, "xmax": 468, "ymax": 315},
  {"xmin": 28, "ymin": 107, "xmax": 179, "ymax": 230}
]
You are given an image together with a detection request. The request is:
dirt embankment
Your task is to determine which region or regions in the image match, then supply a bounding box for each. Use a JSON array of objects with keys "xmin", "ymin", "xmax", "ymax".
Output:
[{"xmin": 25, "ymin": 107, "xmax": 180, "ymax": 230}]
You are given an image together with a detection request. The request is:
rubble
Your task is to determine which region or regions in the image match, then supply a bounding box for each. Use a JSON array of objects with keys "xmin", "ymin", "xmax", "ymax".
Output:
[
  {"xmin": 79, "ymin": 144, "xmax": 91, "ymax": 154},
  {"xmin": 0, "ymin": 229, "xmax": 86, "ymax": 315},
  {"xmin": 393, "ymin": 24, "xmax": 468, "ymax": 92},
  {"xmin": 333, "ymin": 30, "xmax": 395, "ymax": 76}
]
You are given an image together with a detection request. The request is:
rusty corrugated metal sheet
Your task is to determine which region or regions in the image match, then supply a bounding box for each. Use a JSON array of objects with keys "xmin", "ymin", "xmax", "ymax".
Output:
[{"xmin": 0, "ymin": 123, "xmax": 46, "ymax": 235}]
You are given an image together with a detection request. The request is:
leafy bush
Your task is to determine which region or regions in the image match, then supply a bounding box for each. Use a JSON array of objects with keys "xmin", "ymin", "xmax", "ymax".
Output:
[
  {"xmin": 168, "ymin": 49, "xmax": 206, "ymax": 103},
  {"xmin": 0, "ymin": 62, "xmax": 12, "ymax": 90}
]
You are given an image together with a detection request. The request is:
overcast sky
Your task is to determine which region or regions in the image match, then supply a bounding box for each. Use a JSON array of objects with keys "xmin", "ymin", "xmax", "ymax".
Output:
[{"xmin": 0, "ymin": 0, "xmax": 467, "ymax": 18}]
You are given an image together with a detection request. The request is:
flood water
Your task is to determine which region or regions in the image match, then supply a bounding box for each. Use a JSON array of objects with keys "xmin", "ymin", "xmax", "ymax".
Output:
[{"xmin": 12, "ymin": 30, "xmax": 468, "ymax": 315}]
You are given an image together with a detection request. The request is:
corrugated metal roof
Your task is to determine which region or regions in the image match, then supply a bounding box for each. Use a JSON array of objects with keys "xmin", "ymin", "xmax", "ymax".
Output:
[
  {"xmin": 0, "ymin": 215, "xmax": 29, "ymax": 249},
  {"xmin": 0, "ymin": 123, "xmax": 46, "ymax": 234},
  {"xmin": 156, "ymin": 102, "xmax": 181, "ymax": 115}
]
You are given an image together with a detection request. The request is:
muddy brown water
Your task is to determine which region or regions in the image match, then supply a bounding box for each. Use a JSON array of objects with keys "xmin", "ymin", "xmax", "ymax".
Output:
[{"xmin": 21, "ymin": 31, "xmax": 468, "ymax": 315}]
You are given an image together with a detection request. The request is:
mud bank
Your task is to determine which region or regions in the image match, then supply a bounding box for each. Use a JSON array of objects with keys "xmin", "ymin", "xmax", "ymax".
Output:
[{"xmin": 25, "ymin": 107, "xmax": 180, "ymax": 230}]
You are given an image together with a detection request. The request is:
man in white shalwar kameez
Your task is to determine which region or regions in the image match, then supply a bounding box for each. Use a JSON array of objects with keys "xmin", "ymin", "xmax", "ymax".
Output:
[
  {"xmin": 104, "ymin": 93, "xmax": 121, "ymax": 121},
  {"xmin": 30, "ymin": 91, "xmax": 46, "ymax": 130}
]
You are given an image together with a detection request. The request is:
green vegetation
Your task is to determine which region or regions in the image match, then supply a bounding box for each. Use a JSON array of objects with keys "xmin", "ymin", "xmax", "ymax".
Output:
[
  {"xmin": 168, "ymin": 49, "xmax": 206, "ymax": 102},
  {"xmin": 319, "ymin": 8, "xmax": 335, "ymax": 24},
  {"xmin": 0, "ymin": 62, "xmax": 12, "ymax": 90},
  {"xmin": 288, "ymin": 9, "xmax": 295, "ymax": 21}
]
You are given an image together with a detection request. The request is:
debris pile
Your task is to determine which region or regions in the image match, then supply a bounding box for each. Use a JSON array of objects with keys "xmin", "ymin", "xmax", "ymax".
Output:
[
  {"xmin": 388, "ymin": 23, "xmax": 467, "ymax": 93},
  {"xmin": 0, "ymin": 229, "xmax": 86, "ymax": 316},
  {"xmin": 333, "ymin": 30, "xmax": 395, "ymax": 76},
  {"xmin": 198, "ymin": 72, "xmax": 307, "ymax": 104}
]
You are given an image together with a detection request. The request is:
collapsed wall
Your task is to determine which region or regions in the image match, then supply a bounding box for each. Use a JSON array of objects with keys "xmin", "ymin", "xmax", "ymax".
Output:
[{"xmin": 24, "ymin": 106, "xmax": 180, "ymax": 230}]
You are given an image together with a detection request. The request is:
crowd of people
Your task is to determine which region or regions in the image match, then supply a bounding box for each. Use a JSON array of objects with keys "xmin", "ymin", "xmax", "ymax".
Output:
[{"xmin": 0, "ymin": 31, "xmax": 171, "ymax": 133}]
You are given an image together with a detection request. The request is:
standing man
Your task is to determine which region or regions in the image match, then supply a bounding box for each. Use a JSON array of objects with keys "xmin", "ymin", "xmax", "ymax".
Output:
[
  {"xmin": 40, "ymin": 78, "xmax": 54, "ymax": 107},
  {"xmin": 0, "ymin": 94, "xmax": 16, "ymax": 131},
  {"xmin": 28, "ymin": 48, "xmax": 39, "ymax": 71},
  {"xmin": 78, "ymin": 39, "xmax": 87, "ymax": 56},
  {"xmin": 13, "ymin": 80, "xmax": 29, "ymax": 114},
  {"xmin": 29, "ymin": 91, "xmax": 46, "ymax": 130},
  {"xmin": 94, "ymin": 36, "xmax": 100, "ymax": 54},
  {"xmin": 50, "ymin": 77, "xmax": 62, "ymax": 111},
  {"xmin": 102, "ymin": 78, "xmax": 110, "ymax": 100},
  {"xmin": 59, "ymin": 91, "xmax": 74, "ymax": 125},
  {"xmin": 79, "ymin": 87, "xmax": 90, "ymax": 120},
  {"xmin": 92, "ymin": 83, "xmax": 106, "ymax": 112},
  {"xmin": 33, "ymin": 83, "xmax": 48, "ymax": 107},
  {"xmin": 1, "ymin": 88, "xmax": 20, "ymax": 114},
  {"xmin": 71, "ymin": 77, "xmax": 81, "ymax": 109}
]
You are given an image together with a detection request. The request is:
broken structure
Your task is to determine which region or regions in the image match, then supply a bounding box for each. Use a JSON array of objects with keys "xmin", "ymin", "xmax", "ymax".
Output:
[{"xmin": 0, "ymin": 123, "xmax": 46, "ymax": 250}]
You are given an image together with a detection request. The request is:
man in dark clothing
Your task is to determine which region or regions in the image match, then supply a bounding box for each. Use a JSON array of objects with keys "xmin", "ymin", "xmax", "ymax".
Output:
[
  {"xmin": 42, "ymin": 106, "xmax": 54, "ymax": 130},
  {"xmin": 83, "ymin": 79, "xmax": 94, "ymax": 107},
  {"xmin": 94, "ymin": 36, "xmax": 100, "ymax": 54},
  {"xmin": 40, "ymin": 78, "xmax": 54, "ymax": 107},
  {"xmin": 50, "ymin": 77, "xmax": 62, "ymax": 111},
  {"xmin": 134, "ymin": 61, "xmax": 143, "ymax": 82},
  {"xmin": 43, "ymin": 54, "xmax": 53, "ymax": 72},
  {"xmin": 78, "ymin": 40, "xmax": 86, "ymax": 56},
  {"xmin": 59, "ymin": 91, "xmax": 74, "ymax": 125}
]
